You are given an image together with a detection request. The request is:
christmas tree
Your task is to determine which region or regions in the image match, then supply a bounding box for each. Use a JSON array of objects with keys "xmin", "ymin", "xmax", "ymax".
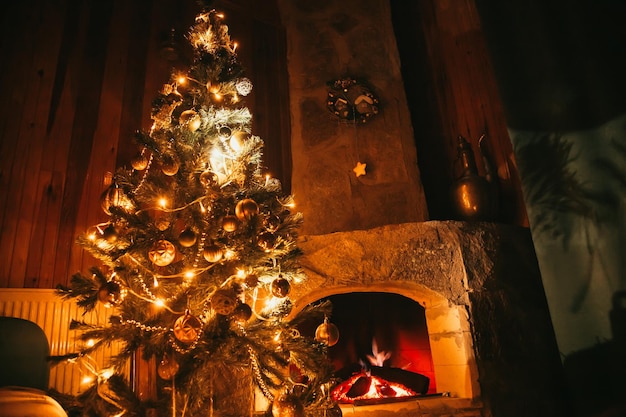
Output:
[{"xmin": 55, "ymin": 8, "xmax": 340, "ymax": 417}]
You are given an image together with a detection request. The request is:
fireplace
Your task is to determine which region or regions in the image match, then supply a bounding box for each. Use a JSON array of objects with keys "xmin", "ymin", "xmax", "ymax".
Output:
[
  {"xmin": 289, "ymin": 220, "xmax": 564, "ymax": 417},
  {"xmin": 313, "ymin": 292, "xmax": 437, "ymax": 398}
]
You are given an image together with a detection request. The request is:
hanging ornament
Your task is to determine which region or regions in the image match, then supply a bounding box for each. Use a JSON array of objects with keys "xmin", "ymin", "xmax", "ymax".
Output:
[
  {"xmin": 161, "ymin": 154, "xmax": 180, "ymax": 176},
  {"xmin": 222, "ymin": 215, "xmax": 240, "ymax": 232},
  {"xmin": 235, "ymin": 198, "xmax": 259, "ymax": 221},
  {"xmin": 97, "ymin": 280, "xmax": 125, "ymax": 308},
  {"xmin": 229, "ymin": 131, "xmax": 249, "ymax": 153},
  {"xmin": 203, "ymin": 243, "xmax": 223, "ymax": 263},
  {"xmin": 315, "ymin": 318, "xmax": 340, "ymax": 347},
  {"xmin": 173, "ymin": 311, "xmax": 203, "ymax": 344},
  {"xmin": 235, "ymin": 77, "xmax": 253, "ymax": 96},
  {"xmin": 199, "ymin": 170, "xmax": 219, "ymax": 190},
  {"xmin": 231, "ymin": 302, "xmax": 252, "ymax": 323},
  {"xmin": 157, "ymin": 353, "xmax": 180, "ymax": 380},
  {"xmin": 100, "ymin": 184, "xmax": 134, "ymax": 215},
  {"xmin": 257, "ymin": 231, "xmax": 277, "ymax": 252},
  {"xmin": 178, "ymin": 228, "xmax": 197, "ymax": 247},
  {"xmin": 271, "ymin": 394, "xmax": 304, "ymax": 417},
  {"xmin": 210, "ymin": 288, "xmax": 238, "ymax": 315},
  {"xmin": 179, "ymin": 109, "xmax": 202, "ymax": 132},
  {"xmin": 148, "ymin": 239, "xmax": 177, "ymax": 266},
  {"xmin": 270, "ymin": 276, "xmax": 290, "ymax": 298},
  {"xmin": 218, "ymin": 125, "xmax": 232, "ymax": 141},
  {"xmin": 131, "ymin": 151, "xmax": 149, "ymax": 171},
  {"xmin": 263, "ymin": 215, "xmax": 281, "ymax": 233}
]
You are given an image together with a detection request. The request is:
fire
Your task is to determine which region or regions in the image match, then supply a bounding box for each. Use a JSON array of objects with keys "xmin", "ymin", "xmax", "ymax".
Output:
[{"xmin": 331, "ymin": 372, "xmax": 418, "ymax": 404}]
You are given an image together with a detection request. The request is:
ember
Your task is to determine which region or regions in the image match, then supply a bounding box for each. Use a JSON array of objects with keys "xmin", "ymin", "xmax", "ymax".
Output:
[{"xmin": 331, "ymin": 371, "xmax": 418, "ymax": 403}]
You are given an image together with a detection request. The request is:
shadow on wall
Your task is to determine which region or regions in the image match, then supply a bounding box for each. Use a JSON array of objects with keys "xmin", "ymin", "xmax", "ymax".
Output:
[
  {"xmin": 513, "ymin": 129, "xmax": 626, "ymax": 417},
  {"xmin": 562, "ymin": 290, "xmax": 626, "ymax": 417}
]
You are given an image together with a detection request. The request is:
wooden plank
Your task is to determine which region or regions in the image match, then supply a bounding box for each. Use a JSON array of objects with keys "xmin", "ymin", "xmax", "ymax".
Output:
[
  {"xmin": 17, "ymin": 1, "xmax": 67, "ymax": 288},
  {"xmin": 1, "ymin": 2, "xmax": 54, "ymax": 288},
  {"xmin": 68, "ymin": 0, "xmax": 135, "ymax": 280},
  {"xmin": 0, "ymin": 2, "xmax": 41, "ymax": 287},
  {"xmin": 53, "ymin": 1, "xmax": 114, "ymax": 287}
]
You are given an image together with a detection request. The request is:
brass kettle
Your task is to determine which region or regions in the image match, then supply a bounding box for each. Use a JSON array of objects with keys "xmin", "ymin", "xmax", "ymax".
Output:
[{"xmin": 450, "ymin": 135, "xmax": 497, "ymax": 221}]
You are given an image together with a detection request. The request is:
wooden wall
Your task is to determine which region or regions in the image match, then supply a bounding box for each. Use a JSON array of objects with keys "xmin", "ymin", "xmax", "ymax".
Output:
[
  {"xmin": 0, "ymin": 0, "xmax": 289, "ymax": 289},
  {"xmin": 0, "ymin": 0, "xmax": 527, "ymax": 289},
  {"xmin": 392, "ymin": 0, "xmax": 528, "ymax": 225}
]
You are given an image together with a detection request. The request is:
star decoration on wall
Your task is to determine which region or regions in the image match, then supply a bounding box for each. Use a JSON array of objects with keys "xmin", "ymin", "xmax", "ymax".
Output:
[{"xmin": 353, "ymin": 161, "xmax": 366, "ymax": 177}]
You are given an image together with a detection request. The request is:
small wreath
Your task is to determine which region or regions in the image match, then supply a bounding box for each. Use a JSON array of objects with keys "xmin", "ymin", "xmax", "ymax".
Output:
[{"xmin": 326, "ymin": 78, "xmax": 379, "ymax": 123}]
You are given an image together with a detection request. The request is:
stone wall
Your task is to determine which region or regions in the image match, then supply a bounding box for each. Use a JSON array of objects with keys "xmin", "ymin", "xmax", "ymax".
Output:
[
  {"xmin": 277, "ymin": 0, "xmax": 428, "ymax": 235},
  {"xmin": 289, "ymin": 221, "xmax": 568, "ymax": 417}
]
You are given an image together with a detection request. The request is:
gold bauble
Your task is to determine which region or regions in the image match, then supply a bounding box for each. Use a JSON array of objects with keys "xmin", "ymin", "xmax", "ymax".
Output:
[
  {"xmin": 161, "ymin": 155, "xmax": 180, "ymax": 176},
  {"xmin": 157, "ymin": 354, "xmax": 179, "ymax": 380},
  {"xmin": 173, "ymin": 312, "xmax": 202, "ymax": 344},
  {"xmin": 257, "ymin": 232, "xmax": 277, "ymax": 252},
  {"xmin": 101, "ymin": 185, "xmax": 134, "ymax": 215},
  {"xmin": 232, "ymin": 302, "xmax": 252, "ymax": 323},
  {"xmin": 178, "ymin": 228, "xmax": 197, "ymax": 247},
  {"xmin": 222, "ymin": 215, "xmax": 239, "ymax": 232},
  {"xmin": 263, "ymin": 215, "xmax": 281, "ymax": 233},
  {"xmin": 271, "ymin": 395, "xmax": 304, "ymax": 417},
  {"xmin": 148, "ymin": 239, "xmax": 176, "ymax": 266},
  {"xmin": 235, "ymin": 198, "xmax": 259, "ymax": 221},
  {"xmin": 130, "ymin": 152, "xmax": 149, "ymax": 170},
  {"xmin": 270, "ymin": 277, "xmax": 290, "ymax": 298},
  {"xmin": 210, "ymin": 289, "xmax": 238, "ymax": 315},
  {"xmin": 229, "ymin": 130, "xmax": 249, "ymax": 153},
  {"xmin": 218, "ymin": 125, "xmax": 232, "ymax": 140},
  {"xmin": 202, "ymin": 243, "xmax": 223, "ymax": 263},
  {"xmin": 199, "ymin": 170, "xmax": 219, "ymax": 189},
  {"xmin": 315, "ymin": 320, "xmax": 340, "ymax": 347},
  {"xmin": 97, "ymin": 281, "xmax": 125, "ymax": 308},
  {"xmin": 179, "ymin": 109, "xmax": 201, "ymax": 132}
]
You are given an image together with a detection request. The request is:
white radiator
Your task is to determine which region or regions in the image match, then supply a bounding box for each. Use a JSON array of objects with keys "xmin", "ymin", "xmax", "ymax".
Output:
[{"xmin": 0, "ymin": 288, "xmax": 122, "ymax": 395}]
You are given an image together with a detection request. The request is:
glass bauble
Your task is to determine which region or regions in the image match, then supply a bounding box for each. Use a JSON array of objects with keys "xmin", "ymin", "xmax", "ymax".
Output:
[
  {"xmin": 148, "ymin": 240, "xmax": 176, "ymax": 266},
  {"xmin": 315, "ymin": 321, "xmax": 340, "ymax": 347},
  {"xmin": 173, "ymin": 312, "xmax": 202, "ymax": 344},
  {"xmin": 270, "ymin": 277, "xmax": 290, "ymax": 298},
  {"xmin": 235, "ymin": 198, "xmax": 259, "ymax": 220}
]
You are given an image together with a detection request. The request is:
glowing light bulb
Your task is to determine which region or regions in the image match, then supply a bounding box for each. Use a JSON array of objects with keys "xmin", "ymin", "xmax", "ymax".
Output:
[
  {"xmin": 224, "ymin": 249, "xmax": 236, "ymax": 260},
  {"xmin": 154, "ymin": 298, "xmax": 165, "ymax": 308},
  {"xmin": 233, "ymin": 42, "xmax": 238, "ymax": 52},
  {"xmin": 81, "ymin": 375, "xmax": 94, "ymax": 385},
  {"xmin": 153, "ymin": 276, "xmax": 159, "ymax": 287},
  {"xmin": 184, "ymin": 270, "xmax": 195, "ymax": 280},
  {"xmin": 85, "ymin": 339, "xmax": 96, "ymax": 348},
  {"xmin": 158, "ymin": 197, "xmax": 168, "ymax": 208},
  {"xmin": 100, "ymin": 368, "xmax": 114, "ymax": 380},
  {"xmin": 236, "ymin": 269, "xmax": 246, "ymax": 278},
  {"xmin": 177, "ymin": 75, "xmax": 186, "ymax": 85},
  {"xmin": 213, "ymin": 93, "xmax": 222, "ymax": 101}
]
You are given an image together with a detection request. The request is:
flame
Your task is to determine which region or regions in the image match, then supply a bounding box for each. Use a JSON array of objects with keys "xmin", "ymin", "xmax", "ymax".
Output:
[{"xmin": 331, "ymin": 372, "xmax": 417, "ymax": 404}]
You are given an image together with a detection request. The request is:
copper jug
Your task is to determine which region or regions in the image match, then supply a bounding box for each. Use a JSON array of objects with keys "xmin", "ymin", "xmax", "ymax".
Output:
[{"xmin": 450, "ymin": 135, "xmax": 497, "ymax": 221}]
